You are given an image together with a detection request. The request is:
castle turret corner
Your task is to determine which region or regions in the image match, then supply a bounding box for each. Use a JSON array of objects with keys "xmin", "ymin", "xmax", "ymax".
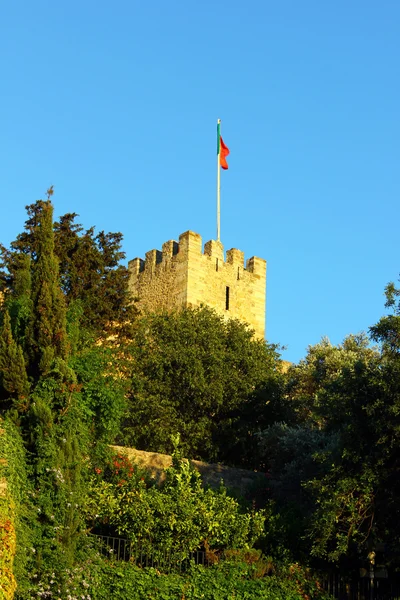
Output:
[
  {"xmin": 178, "ymin": 231, "xmax": 202, "ymax": 255},
  {"xmin": 128, "ymin": 230, "xmax": 267, "ymax": 339}
]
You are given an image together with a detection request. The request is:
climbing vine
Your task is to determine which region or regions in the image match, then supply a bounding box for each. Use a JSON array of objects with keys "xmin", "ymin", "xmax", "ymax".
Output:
[{"xmin": 0, "ymin": 417, "xmax": 35, "ymax": 599}]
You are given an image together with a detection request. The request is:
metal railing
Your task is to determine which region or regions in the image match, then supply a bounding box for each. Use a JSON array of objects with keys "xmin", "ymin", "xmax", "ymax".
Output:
[
  {"xmin": 90, "ymin": 534, "xmax": 400, "ymax": 598},
  {"xmin": 318, "ymin": 570, "xmax": 400, "ymax": 600},
  {"xmin": 89, "ymin": 533, "xmax": 210, "ymax": 573}
]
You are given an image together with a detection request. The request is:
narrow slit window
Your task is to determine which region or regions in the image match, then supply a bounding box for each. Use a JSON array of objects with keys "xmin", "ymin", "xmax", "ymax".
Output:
[
  {"xmin": 225, "ymin": 286, "xmax": 230, "ymax": 310},
  {"xmin": 237, "ymin": 267, "xmax": 240, "ymax": 280},
  {"xmin": 216, "ymin": 259, "xmax": 219, "ymax": 272}
]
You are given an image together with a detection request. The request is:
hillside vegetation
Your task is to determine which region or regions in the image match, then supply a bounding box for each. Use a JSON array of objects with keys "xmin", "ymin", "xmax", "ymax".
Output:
[{"xmin": 0, "ymin": 193, "xmax": 399, "ymax": 598}]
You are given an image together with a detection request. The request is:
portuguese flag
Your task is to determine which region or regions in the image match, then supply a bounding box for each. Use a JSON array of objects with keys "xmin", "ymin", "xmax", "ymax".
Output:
[{"xmin": 217, "ymin": 122, "xmax": 230, "ymax": 170}]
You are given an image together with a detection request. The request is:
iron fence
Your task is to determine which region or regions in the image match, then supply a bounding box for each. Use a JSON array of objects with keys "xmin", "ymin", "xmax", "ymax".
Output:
[
  {"xmin": 318, "ymin": 570, "xmax": 400, "ymax": 600},
  {"xmin": 89, "ymin": 533, "xmax": 210, "ymax": 573},
  {"xmin": 90, "ymin": 534, "xmax": 400, "ymax": 598}
]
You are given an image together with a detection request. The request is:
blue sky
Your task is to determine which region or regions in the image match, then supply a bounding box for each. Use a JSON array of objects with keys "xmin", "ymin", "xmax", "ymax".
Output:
[{"xmin": 1, "ymin": 1, "xmax": 399, "ymax": 363}]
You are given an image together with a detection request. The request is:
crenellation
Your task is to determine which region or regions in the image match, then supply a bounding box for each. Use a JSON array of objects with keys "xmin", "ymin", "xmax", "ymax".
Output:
[
  {"xmin": 129, "ymin": 230, "xmax": 267, "ymax": 338},
  {"xmin": 178, "ymin": 231, "xmax": 202, "ymax": 255},
  {"xmin": 128, "ymin": 257, "xmax": 145, "ymax": 275},
  {"xmin": 246, "ymin": 256, "xmax": 266, "ymax": 276},
  {"xmin": 226, "ymin": 248, "xmax": 244, "ymax": 267},
  {"xmin": 162, "ymin": 240, "xmax": 179, "ymax": 260},
  {"xmin": 145, "ymin": 249, "xmax": 162, "ymax": 273},
  {"xmin": 204, "ymin": 239, "xmax": 224, "ymax": 261}
]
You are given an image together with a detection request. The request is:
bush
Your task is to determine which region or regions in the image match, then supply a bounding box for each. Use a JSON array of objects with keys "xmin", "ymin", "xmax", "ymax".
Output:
[
  {"xmin": 0, "ymin": 417, "xmax": 36, "ymax": 599},
  {"xmin": 86, "ymin": 447, "xmax": 266, "ymax": 562},
  {"xmin": 92, "ymin": 558, "xmax": 332, "ymax": 600}
]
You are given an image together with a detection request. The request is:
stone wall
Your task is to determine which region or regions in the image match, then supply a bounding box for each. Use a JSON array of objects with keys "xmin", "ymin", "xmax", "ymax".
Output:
[
  {"xmin": 128, "ymin": 231, "xmax": 267, "ymax": 338},
  {"xmin": 128, "ymin": 237, "xmax": 187, "ymax": 311},
  {"xmin": 111, "ymin": 445, "xmax": 265, "ymax": 497}
]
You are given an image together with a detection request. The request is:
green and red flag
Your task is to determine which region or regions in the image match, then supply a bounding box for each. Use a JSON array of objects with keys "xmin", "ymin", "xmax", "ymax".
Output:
[{"xmin": 217, "ymin": 122, "xmax": 230, "ymax": 170}]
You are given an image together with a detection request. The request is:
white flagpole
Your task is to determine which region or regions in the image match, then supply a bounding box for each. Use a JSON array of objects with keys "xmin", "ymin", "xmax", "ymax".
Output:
[{"xmin": 217, "ymin": 119, "xmax": 221, "ymax": 241}]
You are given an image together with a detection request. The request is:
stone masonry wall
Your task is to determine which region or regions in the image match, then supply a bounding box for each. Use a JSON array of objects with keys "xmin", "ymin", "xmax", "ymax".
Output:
[
  {"xmin": 128, "ymin": 231, "xmax": 267, "ymax": 339},
  {"xmin": 111, "ymin": 445, "xmax": 265, "ymax": 497},
  {"xmin": 128, "ymin": 237, "xmax": 188, "ymax": 310},
  {"xmin": 186, "ymin": 236, "xmax": 266, "ymax": 339}
]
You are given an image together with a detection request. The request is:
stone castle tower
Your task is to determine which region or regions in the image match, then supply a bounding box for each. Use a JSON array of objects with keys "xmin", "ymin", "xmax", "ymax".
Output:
[{"xmin": 128, "ymin": 231, "xmax": 267, "ymax": 338}]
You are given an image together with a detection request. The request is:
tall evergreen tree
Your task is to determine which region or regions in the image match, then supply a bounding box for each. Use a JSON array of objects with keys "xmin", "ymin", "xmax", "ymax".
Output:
[
  {"xmin": 0, "ymin": 195, "xmax": 137, "ymax": 338},
  {"xmin": 0, "ymin": 309, "xmax": 30, "ymax": 411},
  {"xmin": 25, "ymin": 191, "xmax": 68, "ymax": 376},
  {"xmin": 0, "ymin": 192, "xmax": 130, "ymax": 586},
  {"xmin": 8, "ymin": 252, "xmax": 33, "ymax": 347},
  {"xmin": 22, "ymin": 192, "xmax": 87, "ymax": 574}
]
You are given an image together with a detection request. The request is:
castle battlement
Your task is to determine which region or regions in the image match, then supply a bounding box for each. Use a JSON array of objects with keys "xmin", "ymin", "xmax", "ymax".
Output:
[{"xmin": 128, "ymin": 231, "xmax": 267, "ymax": 338}]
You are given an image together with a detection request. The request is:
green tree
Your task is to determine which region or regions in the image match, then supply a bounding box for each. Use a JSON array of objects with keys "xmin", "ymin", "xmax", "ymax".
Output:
[
  {"xmin": 305, "ymin": 355, "xmax": 398, "ymax": 562},
  {"xmin": 0, "ymin": 198, "xmax": 136, "ymax": 338},
  {"xmin": 17, "ymin": 193, "xmax": 88, "ymax": 569},
  {"xmin": 0, "ymin": 192, "xmax": 130, "ymax": 445},
  {"xmin": 289, "ymin": 284, "xmax": 400, "ymax": 563},
  {"xmin": 122, "ymin": 307, "xmax": 283, "ymax": 465},
  {"xmin": 70, "ymin": 342, "xmax": 129, "ymax": 443},
  {"xmin": 53, "ymin": 215, "xmax": 136, "ymax": 335},
  {"xmin": 7, "ymin": 252, "xmax": 33, "ymax": 348},
  {"xmin": 0, "ymin": 193, "xmax": 135, "ymax": 592},
  {"xmin": 284, "ymin": 334, "xmax": 379, "ymax": 428},
  {"xmin": 25, "ymin": 194, "xmax": 68, "ymax": 376},
  {"xmin": 370, "ymin": 277, "xmax": 400, "ymax": 354},
  {"xmin": 255, "ymin": 329, "xmax": 400, "ymax": 564},
  {"xmin": 0, "ymin": 195, "xmax": 88, "ymax": 578},
  {"xmin": 0, "ymin": 309, "xmax": 30, "ymax": 412}
]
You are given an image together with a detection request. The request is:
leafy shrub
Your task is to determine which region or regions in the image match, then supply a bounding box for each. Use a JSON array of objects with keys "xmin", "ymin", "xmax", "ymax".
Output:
[
  {"xmin": 86, "ymin": 447, "xmax": 266, "ymax": 562},
  {"xmin": 0, "ymin": 417, "xmax": 36, "ymax": 599},
  {"xmin": 18, "ymin": 540, "xmax": 333, "ymax": 600},
  {"xmin": 222, "ymin": 548, "xmax": 275, "ymax": 578},
  {"xmin": 91, "ymin": 558, "xmax": 332, "ymax": 600}
]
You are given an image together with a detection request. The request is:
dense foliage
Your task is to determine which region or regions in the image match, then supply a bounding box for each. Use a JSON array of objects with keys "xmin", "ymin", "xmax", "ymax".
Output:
[
  {"xmin": 303, "ymin": 286, "xmax": 400, "ymax": 563},
  {"xmin": 122, "ymin": 307, "xmax": 285, "ymax": 464},
  {"xmin": 23, "ymin": 550, "xmax": 331, "ymax": 600},
  {"xmin": 0, "ymin": 192, "xmax": 136, "ymax": 338},
  {"xmin": 1, "ymin": 193, "xmax": 400, "ymax": 597},
  {"xmin": 0, "ymin": 196, "xmax": 292, "ymax": 598},
  {"xmin": 256, "ymin": 283, "xmax": 400, "ymax": 566},
  {"xmin": 0, "ymin": 417, "xmax": 35, "ymax": 599},
  {"xmin": 87, "ymin": 444, "xmax": 266, "ymax": 561},
  {"xmin": 89, "ymin": 559, "xmax": 331, "ymax": 600},
  {"xmin": 0, "ymin": 196, "xmax": 130, "ymax": 596}
]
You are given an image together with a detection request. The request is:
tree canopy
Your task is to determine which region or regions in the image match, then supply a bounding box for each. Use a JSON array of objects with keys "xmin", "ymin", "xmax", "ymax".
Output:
[
  {"xmin": 0, "ymin": 195, "xmax": 136, "ymax": 338},
  {"xmin": 255, "ymin": 279, "xmax": 400, "ymax": 565},
  {"xmin": 121, "ymin": 307, "xmax": 285, "ymax": 465},
  {"xmin": 2, "ymin": 192, "xmax": 400, "ymax": 589},
  {"xmin": 0, "ymin": 195, "xmax": 130, "ymax": 588}
]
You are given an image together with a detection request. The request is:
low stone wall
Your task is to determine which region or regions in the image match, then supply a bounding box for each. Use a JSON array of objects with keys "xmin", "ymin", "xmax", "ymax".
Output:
[{"xmin": 111, "ymin": 445, "xmax": 265, "ymax": 496}]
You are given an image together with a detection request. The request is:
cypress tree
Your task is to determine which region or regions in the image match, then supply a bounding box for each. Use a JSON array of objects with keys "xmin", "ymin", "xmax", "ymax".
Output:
[
  {"xmin": 0, "ymin": 309, "xmax": 30, "ymax": 411},
  {"xmin": 1, "ymin": 191, "xmax": 127, "ymax": 580},
  {"xmin": 3, "ymin": 198, "xmax": 136, "ymax": 339},
  {"xmin": 8, "ymin": 252, "xmax": 33, "ymax": 351},
  {"xmin": 26, "ymin": 191, "xmax": 68, "ymax": 376},
  {"xmin": 23, "ymin": 191, "xmax": 87, "ymax": 573}
]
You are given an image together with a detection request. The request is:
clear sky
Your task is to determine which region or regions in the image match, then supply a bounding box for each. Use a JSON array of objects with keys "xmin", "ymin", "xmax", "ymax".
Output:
[{"xmin": 1, "ymin": 1, "xmax": 399, "ymax": 363}]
